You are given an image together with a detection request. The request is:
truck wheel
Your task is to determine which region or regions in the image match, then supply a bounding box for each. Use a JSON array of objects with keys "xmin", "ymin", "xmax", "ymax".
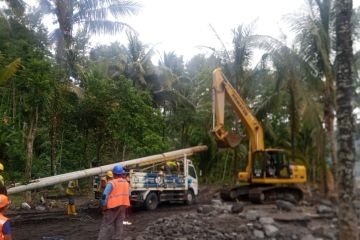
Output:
[
  {"xmin": 185, "ymin": 190, "xmax": 195, "ymax": 205},
  {"xmin": 145, "ymin": 192, "xmax": 159, "ymax": 210}
]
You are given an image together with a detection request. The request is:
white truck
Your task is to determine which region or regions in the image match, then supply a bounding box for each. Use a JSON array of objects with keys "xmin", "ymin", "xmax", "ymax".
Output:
[
  {"xmin": 129, "ymin": 156, "xmax": 199, "ymax": 210},
  {"xmin": 93, "ymin": 155, "xmax": 199, "ymax": 210}
]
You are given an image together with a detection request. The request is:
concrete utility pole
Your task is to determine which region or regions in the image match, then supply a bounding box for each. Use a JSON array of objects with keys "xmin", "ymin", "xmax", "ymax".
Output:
[{"xmin": 8, "ymin": 145, "xmax": 208, "ymax": 195}]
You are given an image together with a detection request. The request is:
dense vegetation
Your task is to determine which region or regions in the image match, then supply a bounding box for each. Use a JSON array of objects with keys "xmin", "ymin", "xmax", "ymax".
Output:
[{"xmin": 0, "ymin": 0, "xmax": 358, "ymax": 195}]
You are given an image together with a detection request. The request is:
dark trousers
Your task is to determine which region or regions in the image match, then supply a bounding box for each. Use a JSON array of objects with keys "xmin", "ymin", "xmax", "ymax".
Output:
[{"xmin": 97, "ymin": 206, "xmax": 126, "ymax": 240}]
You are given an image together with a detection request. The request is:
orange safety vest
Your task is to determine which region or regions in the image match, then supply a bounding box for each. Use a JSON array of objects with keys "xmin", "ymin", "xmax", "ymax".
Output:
[
  {"xmin": 0, "ymin": 213, "xmax": 8, "ymax": 240},
  {"xmin": 106, "ymin": 178, "xmax": 130, "ymax": 209}
]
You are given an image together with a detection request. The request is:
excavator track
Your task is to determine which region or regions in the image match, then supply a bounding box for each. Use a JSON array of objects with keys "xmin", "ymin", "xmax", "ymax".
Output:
[{"xmin": 220, "ymin": 184, "xmax": 303, "ymax": 204}]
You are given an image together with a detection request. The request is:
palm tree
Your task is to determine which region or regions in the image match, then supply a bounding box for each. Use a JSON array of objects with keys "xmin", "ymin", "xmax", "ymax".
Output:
[
  {"xmin": 38, "ymin": 0, "xmax": 140, "ymax": 80},
  {"xmin": 208, "ymin": 23, "xmax": 258, "ymax": 182},
  {"xmin": 253, "ymin": 35, "xmax": 325, "ymax": 186},
  {"xmin": 334, "ymin": 0, "xmax": 358, "ymax": 238},
  {"xmin": 287, "ymin": 0, "xmax": 338, "ymax": 181},
  {"xmin": 37, "ymin": 0, "xmax": 140, "ymax": 175},
  {"xmin": 125, "ymin": 32, "xmax": 155, "ymax": 89}
]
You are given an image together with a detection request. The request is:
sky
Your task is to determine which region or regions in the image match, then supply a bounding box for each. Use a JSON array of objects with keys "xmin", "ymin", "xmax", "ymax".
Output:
[{"xmin": 90, "ymin": 0, "xmax": 360, "ymax": 63}]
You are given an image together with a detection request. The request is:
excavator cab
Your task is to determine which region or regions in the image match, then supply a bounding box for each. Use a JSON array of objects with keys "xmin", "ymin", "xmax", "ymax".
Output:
[{"xmin": 252, "ymin": 150, "xmax": 291, "ymax": 179}]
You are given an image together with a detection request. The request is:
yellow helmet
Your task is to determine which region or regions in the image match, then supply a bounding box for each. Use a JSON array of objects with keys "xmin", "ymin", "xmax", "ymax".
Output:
[
  {"xmin": 106, "ymin": 171, "xmax": 113, "ymax": 178},
  {"xmin": 0, "ymin": 163, "xmax": 4, "ymax": 171}
]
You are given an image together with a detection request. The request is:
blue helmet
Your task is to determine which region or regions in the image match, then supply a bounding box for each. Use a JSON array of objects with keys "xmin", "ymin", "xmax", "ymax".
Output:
[{"xmin": 112, "ymin": 165, "xmax": 125, "ymax": 175}]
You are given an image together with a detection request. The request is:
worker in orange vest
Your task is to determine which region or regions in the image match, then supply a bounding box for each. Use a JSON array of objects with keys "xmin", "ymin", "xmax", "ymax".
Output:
[
  {"xmin": 97, "ymin": 165, "xmax": 130, "ymax": 240},
  {"xmin": 0, "ymin": 194, "xmax": 12, "ymax": 240}
]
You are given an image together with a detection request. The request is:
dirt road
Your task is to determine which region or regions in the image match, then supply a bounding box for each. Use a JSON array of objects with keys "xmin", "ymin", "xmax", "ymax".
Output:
[
  {"xmin": 11, "ymin": 200, "xmax": 196, "ymax": 240},
  {"xmin": 9, "ymin": 185, "xmax": 358, "ymax": 240}
]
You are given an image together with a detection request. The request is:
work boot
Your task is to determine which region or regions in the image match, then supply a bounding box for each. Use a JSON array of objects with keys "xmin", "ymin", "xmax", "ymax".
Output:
[
  {"xmin": 70, "ymin": 204, "xmax": 77, "ymax": 215},
  {"xmin": 67, "ymin": 204, "xmax": 72, "ymax": 215}
]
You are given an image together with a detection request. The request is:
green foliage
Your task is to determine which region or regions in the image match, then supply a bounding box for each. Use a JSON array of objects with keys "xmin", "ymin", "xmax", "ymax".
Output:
[{"xmin": 0, "ymin": 1, "xmax": 352, "ymax": 194}]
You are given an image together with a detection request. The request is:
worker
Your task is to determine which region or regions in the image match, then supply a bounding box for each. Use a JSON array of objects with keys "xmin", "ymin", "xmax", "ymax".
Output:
[
  {"xmin": 122, "ymin": 167, "xmax": 132, "ymax": 226},
  {"xmin": 98, "ymin": 171, "xmax": 113, "ymax": 210},
  {"xmin": 265, "ymin": 154, "xmax": 276, "ymax": 177},
  {"xmin": 162, "ymin": 161, "xmax": 177, "ymax": 174},
  {"xmin": 0, "ymin": 163, "xmax": 7, "ymax": 195},
  {"xmin": 97, "ymin": 165, "xmax": 130, "ymax": 240},
  {"xmin": 99, "ymin": 171, "xmax": 113, "ymax": 194},
  {"xmin": 0, "ymin": 194, "xmax": 12, "ymax": 240},
  {"xmin": 66, "ymin": 179, "xmax": 79, "ymax": 215}
]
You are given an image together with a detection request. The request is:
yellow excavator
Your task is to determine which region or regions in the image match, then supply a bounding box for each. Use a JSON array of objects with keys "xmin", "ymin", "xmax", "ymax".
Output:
[{"xmin": 211, "ymin": 68, "xmax": 307, "ymax": 203}]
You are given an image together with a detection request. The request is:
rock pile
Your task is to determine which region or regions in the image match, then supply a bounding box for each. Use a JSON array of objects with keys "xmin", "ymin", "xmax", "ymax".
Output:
[{"xmin": 127, "ymin": 198, "xmax": 340, "ymax": 240}]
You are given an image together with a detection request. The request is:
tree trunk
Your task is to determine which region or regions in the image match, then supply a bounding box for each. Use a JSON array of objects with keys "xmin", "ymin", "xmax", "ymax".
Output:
[
  {"xmin": 313, "ymin": 0, "xmax": 338, "ymax": 183},
  {"xmin": 122, "ymin": 144, "xmax": 127, "ymax": 161},
  {"xmin": 24, "ymin": 106, "xmax": 38, "ymax": 202},
  {"xmin": 335, "ymin": 0, "xmax": 358, "ymax": 239},
  {"xmin": 25, "ymin": 106, "xmax": 38, "ymax": 181},
  {"xmin": 50, "ymin": 113, "xmax": 57, "ymax": 175},
  {"xmin": 12, "ymin": 82, "xmax": 16, "ymax": 119},
  {"xmin": 324, "ymin": 93, "xmax": 337, "ymax": 181}
]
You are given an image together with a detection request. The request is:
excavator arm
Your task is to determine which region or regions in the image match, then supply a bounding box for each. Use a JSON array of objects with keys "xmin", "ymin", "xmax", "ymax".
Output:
[{"xmin": 212, "ymin": 68, "xmax": 264, "ymax": 151}]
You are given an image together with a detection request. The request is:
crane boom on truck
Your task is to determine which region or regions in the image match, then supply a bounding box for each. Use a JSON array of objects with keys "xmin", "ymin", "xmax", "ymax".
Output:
[{"xmin": 211, "ymin": 68, "xmax": 306, "ymax": 203}]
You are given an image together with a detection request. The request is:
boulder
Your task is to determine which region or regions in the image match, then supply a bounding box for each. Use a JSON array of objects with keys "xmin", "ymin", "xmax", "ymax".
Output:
[
  {"xmin": 276, "ymin": 200, "xmax": 295, "ymax": 212},
  {"xmin": 263, "ymin": 224, "xmax": 279, "ymax": 237},
  {"xmin": 35, "ymin": 205, "xmax": 46, "ymax": 211},
  {"xmin": 231, "ymin": 202, "xmax": 244, "ymax": 214},
  {"xmin": 253, "ymin": 230, "xmax": 265, "ymax": 239},
  {"xmin": 316, "ymin": 205, "xmax": 334, "ymax": 214},
  {"xmin": 21, "ymin": 202, "xmax": 31, "ymax": 210},
  {"xmin": 259, "ymin": 217, "xmax": 274, "ymax": 224}
]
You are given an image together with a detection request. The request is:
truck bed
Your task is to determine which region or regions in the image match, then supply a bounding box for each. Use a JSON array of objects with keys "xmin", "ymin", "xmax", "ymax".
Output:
[{"xmin": 130, "ymin": 172, "xmax": 186, "ymax": 189}]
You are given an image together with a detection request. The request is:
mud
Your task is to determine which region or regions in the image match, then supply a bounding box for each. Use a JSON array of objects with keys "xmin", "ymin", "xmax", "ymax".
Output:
[{"xmin": 8, "ymin": 185, "xmax": 360, "ymax": 240}]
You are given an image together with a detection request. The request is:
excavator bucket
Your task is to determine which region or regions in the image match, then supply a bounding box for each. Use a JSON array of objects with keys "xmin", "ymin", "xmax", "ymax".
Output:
[{"xmin": 215, "ymin": 132, "xmax": 242, "ymax": 148}]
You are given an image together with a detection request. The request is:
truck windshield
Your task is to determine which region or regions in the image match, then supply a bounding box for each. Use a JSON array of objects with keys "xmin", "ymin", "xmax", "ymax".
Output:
[{"xmin": 188, "ymin": 166, "xmax": 197, "ymax": 179}]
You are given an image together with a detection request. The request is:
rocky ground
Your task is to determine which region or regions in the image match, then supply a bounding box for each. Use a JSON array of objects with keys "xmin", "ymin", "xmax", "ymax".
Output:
[{"xmin": 9, "ymin": 185, "xmax": 360, "ymax": 240}]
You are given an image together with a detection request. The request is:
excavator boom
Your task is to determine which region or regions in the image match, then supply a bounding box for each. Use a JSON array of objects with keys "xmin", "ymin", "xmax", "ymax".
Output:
[{"xmin": 212, "ymin": 68, "xmax": 264, "ymax": 151}]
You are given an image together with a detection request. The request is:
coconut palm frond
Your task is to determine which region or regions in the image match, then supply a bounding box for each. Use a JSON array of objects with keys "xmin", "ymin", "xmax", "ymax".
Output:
[
  {"xmin": 67, "ymin": 82, "xmax": 84, "ymax": 99},
  {"xmin": 153, "ymin": 89, "xmax": 196, "ymax": 111},
  {"xmin": 232, "ymin": 23, "xmax": 257, "ymax": 74},
  {"xmin": 126, "ymin": 31, "xmax": 143, "ymax": 61},
  {"xmin": 140, "ymin": 45, "xmax": 156, "ymax": 65},
  {"xmin": 0, "ymin": 58, "xmax": 21, "ymax": 85},
  {"xmin": 74, "ymin": 1, "xmax": 139, "ymax": 22},
  {"xmin": 254, "ymin": 90, "xmax": 283, "ymax": 120},
  {"xmin": 83, "ymin": 20, "xmax": 135, "ymax": 35},
  {"xmin": 209, "ymin": 24, "xmax": 231, "ymax": 62}
]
